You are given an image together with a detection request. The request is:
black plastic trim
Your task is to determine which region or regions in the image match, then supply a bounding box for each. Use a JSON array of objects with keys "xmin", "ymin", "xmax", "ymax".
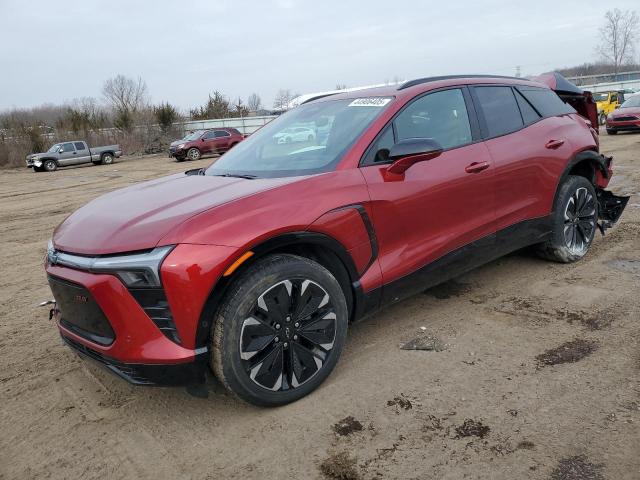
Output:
[
  {"xmin": 61, "ymin": 335, "xmax": 207, "ymax": 386},
  {"xmin": 326, "ymin": 204, "xmax": 379, "ymax": 275},
  {"xmin": 353, "ymin": 216, "xmax": 553, "ymax": 320}
]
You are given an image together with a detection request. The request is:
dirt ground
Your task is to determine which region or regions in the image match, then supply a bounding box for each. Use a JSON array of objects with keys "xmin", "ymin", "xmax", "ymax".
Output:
[{"xmin": 1, "ymin": 134, "xmax": 639, "ymax": 480}]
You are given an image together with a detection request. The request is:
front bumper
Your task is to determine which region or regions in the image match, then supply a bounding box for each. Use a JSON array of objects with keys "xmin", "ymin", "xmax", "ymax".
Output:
[
  {"xmin": 169, "ymin": 147, "xmax": 185, "ymax": 158},
  {"xmin": 46, "ymin": 243, "xmax": 238, "ymax": 386},
  {"xmin": 61, "ymin": 334, "xmax": 207, "ymax": 385},
  {"xmin": 26, "ymin": 158, "xmax": 42, "ymax": 168},
  {"xmin": 606, "ymin": 118, "xmax": 640, "ymax": 132}
]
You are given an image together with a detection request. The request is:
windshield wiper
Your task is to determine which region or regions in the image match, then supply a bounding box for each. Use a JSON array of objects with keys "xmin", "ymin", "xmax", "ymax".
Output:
[{"xmin": 212, "ymin": 173, "xmax": 258, "ymax": 179}]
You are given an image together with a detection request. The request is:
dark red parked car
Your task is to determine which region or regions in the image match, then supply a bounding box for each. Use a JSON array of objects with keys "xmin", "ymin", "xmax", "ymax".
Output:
[
  {"xmin": 46, "ymin": 75, "xmax": 628, "ymax": 406},
  {"xmin": 169, "ymin": 127, "xmax": 243, "ymax": 161},
  {"xmin": 605, "ymin": 94, "xmax": 640, "ymax": 135}
]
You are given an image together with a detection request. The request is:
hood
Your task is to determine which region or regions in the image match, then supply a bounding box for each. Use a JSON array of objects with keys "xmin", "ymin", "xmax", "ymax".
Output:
[
  {"xmin": 53, "ymin": 173, "xmax": 297, "ymax": 255},
  {"xmin": 170, "ymin": 139, "xmax": 186, "ymax": 147},
  {"xmin": 614, "ymin": 106, "xmax": 640, "ymax": 116}
]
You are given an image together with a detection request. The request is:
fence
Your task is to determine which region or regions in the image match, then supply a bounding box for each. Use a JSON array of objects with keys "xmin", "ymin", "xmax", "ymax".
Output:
[{"xmin": 178, "ymin": 115, "xmax": 277, "ymax": 136}]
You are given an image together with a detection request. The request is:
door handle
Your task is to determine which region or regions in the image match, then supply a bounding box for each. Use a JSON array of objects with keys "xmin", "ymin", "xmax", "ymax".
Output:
[
  {"xmin": 465, "ymin": 161, "xmax": 489, "ymax": 174},
  {"xmin": 545, "ymin": 139, "xmax": 565, "ymax": 149}
]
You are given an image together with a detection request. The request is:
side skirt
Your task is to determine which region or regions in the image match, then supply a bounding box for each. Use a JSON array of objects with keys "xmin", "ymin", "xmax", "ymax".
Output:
[{"xmin": 353, "ymin": 216, "xmax": 553, "ymax": 320}]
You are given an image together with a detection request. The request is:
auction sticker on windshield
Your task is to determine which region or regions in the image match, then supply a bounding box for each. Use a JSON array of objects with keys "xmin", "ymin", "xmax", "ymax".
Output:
[{"xmin": 348, "ymin": 97, "xmax": 392, "ymax": 107}]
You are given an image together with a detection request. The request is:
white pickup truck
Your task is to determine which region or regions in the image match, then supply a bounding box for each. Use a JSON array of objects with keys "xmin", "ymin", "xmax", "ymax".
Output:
[{"xmin": 26, "ymin": 140, "xmax": 122, "ymax": 172}]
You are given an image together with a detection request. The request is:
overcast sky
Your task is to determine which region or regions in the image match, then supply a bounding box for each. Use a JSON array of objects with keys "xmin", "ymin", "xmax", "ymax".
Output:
[{"xmin": 0, "ymin": 0, "xmax": 637, "ymax": 112}]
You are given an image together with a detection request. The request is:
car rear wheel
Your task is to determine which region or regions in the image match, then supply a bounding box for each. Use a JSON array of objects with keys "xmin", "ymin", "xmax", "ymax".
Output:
[
  {"xmin": 102, "ymin": 153, "xmax": 114, "ymax": 165},
  {"xmin": 211, "ymin": 254, "xmax": 348, "ymax": 406},
  {"xmin": 536, "ymin": 175, "xmax": 598, "ymax": 263},
  {"xmin": 43, "ymin": 159, "xmax": 57, "ymax": 172},
  {"xmin": 187, "ymin": 148, "xmax": 201, "ymax": 161}
]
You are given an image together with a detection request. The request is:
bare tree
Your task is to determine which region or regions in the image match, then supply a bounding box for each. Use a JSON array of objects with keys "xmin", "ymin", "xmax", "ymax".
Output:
[
  {"xmin": 247, "ymin": 93, "xmax": 262, "ymax": 112},
  {"xmin": 335, "ymin": 83, "xmax": 347, "ymax": 90},
  {"xmin": 102, "ymin": 75, "xmax": 149, "ymax": 129},
  {"xmin": 273, "ymin": 89, "xmax": 298, "ymax": 111},
  {"xmin": 596, "ymin": 8, "xmax": 639, "ymax": 75}
]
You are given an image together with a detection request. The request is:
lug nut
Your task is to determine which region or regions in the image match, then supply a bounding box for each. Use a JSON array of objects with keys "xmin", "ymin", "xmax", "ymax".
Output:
[
  {"xmin": 274, "ymin": 336, "xmax": 280, "ymax": 343},
  {"xmin": 275, "ymin": 324, "xmax": 281, "ymax": 330},
  {"xmin": 286, "ymin": 316, "xmax": 291, "ymax": 322},
  {"xmin": 284, "ymin": 342, "xmax": 289, "ymax": 348},
  {"xmin": 294, "ymin": 322, "xmax": 299, "ymax": 328},
  {"xmin": 293, "ymin": 334, "xmax": 298, "ymax": 340}
]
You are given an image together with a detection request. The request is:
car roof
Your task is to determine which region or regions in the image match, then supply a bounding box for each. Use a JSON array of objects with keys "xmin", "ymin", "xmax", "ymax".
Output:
[{"xmin": 304, "ymin": 75, "xmax": 547, "ymax": 105}]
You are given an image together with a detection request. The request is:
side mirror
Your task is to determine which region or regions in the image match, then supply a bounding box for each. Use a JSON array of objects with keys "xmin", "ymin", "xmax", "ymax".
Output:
[{"xmin": 384, "ymin": 138, "xmax": 443, "ymax": 175}]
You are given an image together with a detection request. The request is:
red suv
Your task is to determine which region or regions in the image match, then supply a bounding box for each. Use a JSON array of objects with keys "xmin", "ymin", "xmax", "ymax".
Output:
[
  {"xmin": 169, "ymin": 128, "xmax": 243, "ymax": 161},
  {"xmin": 46, "ymin": 75, "xmax": 628, "ymax": 406}
]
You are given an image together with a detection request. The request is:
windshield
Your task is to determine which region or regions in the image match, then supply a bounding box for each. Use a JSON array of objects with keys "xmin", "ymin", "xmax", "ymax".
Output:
[
  {"xmin": 620, "ymin": 95, "xmax": 640, "ymax": 108},
  {"xmin": 183, "ymin": 130, "xmax": 204, "ymax": 141},
  {"xmin": 592, "ymin": 93, "xmax": 608, "ymax": 102},
  {"xmin": 47, "ymin": 143, "xmax": 61, "ymax": 153},
  {"xmin": 205, "ymin": 97, "xmax": 393, "ymax": 178}
]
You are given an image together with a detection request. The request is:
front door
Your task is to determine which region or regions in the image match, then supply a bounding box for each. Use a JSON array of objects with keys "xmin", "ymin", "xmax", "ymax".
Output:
[
  {"xmin": 359, "ymin": 87, "xmax": 497, "ymax": 301},
  {"xmin": 57, "ymin": 142, "xmax": 77, "ymax": 165}
]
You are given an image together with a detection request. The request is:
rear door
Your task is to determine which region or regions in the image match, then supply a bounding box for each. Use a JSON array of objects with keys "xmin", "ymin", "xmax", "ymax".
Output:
[
  {"xmin": 213, "ymin": 130, "xmax": 232, "ymax": 151},
  {"xmin": 73, "ymin": 142, "xmax": 91, "ymax": 164},
  {"xmin": 471, "ymin": 84, "xmax": 575, "ymax": 232},
  {"xmin": 57, "ymin": 142, "xmax": 77, "ymax": 165},
  {"xmin": 360, "ymin": 87, "xmax": 497, "ymax": 299}
]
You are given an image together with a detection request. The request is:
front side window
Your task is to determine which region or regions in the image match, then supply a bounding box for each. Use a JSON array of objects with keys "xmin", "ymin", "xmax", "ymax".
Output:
[
  {"xmin": 394, "ymin": 88, "xmax": 472, "ymax": 149},
  {"xmin": 205, "ymin": 97, "xmax": 392, "ymax": 178},
  {"xmin": 60, "ymin": 142, "xmax": 75, "ymax": 153},
  {"xmin": 202, "ymin": 131, "xmax": 216, "ymax": 140},
  {"xmin": 474, "ymin": 86, "xmax": 524, "ymax": 138}
]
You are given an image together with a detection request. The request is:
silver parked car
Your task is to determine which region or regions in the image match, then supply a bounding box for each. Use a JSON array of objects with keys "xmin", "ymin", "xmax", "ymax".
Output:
[{"xmin": 26, "ymin": 141, "xmax": 122, "ymax": 172}]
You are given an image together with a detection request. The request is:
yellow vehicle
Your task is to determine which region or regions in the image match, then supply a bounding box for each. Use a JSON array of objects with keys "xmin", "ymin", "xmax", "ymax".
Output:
[{"xmin": 593, "ymin": 91, "xmax": 625, "ymax": 125}]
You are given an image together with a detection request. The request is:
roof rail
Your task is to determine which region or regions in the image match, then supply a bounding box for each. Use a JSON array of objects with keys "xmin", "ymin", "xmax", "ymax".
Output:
[{"xmin": 398, "ymin": 74, "xmax": 524, "ymax": 90}]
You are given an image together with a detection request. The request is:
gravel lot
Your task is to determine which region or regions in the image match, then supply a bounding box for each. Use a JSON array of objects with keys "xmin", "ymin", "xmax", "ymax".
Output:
[{"xmin": 1, "ymin": 134, "xmax": 639, "ymax": 480}]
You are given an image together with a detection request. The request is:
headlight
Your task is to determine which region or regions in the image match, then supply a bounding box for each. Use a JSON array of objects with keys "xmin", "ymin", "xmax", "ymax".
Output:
[
  {"xmin": 177, "ymin": 143, "xmax": 186, "ymax": 149},
  {"xmin": 47, "ymin": 241, "xmax": 174, "ymax": 288}
]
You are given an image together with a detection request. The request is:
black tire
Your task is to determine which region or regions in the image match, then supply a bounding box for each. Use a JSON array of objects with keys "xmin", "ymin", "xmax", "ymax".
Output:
[
  {"xmin": 187, "ymin": 148, "xmax": 201, "ymax": 161},
  {"xmin": 101, "ymin": 153, "xmax": 114, "ymax": 165},
  {"xmin": 33, "ymin": 166, "xmax": 44, "ymax": 172},
  {"xmin": 536, "ymin": 175, "xmax": 598, "ymax": 263},
  {"xmin": 212, "ymin": 254, "xmax": 348, "ymax": 406},
  {"xmin": 606, "ymin": 129, "xmax": 617, "ymax": 135},
  {"xmin": 43, "ymin": 159, "xmax": 57, "ymax": 172}
]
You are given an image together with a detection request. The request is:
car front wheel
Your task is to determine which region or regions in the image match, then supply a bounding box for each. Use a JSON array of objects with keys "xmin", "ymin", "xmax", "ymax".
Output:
[
  {"xmin": 212, "ymin": 254, "xmax": 348, "ymax": 406},
  {"xmin": 43, "ymin": 159, "xmax": 57, "ymax": 172},
  {"xmin": 187, "ymin": 148, "xmax": 201, "ymax": 161},
  {"xmin": 536, "ymin": 175, "xmax": 598, "ymax": 263}
]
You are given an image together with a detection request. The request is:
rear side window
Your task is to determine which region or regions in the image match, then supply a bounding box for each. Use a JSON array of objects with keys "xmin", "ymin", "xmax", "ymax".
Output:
[
  {"xmin": 214, "ymin": 130, "xmax": 230, "ymax": 138},
  {"xmin": 474, "ymin": 86, "xmax": 523, "ymax": 138},
  {"xmin": 74, "ymin": 142, "xmax": 86, "ymax": 150},
  {"xmin": 514, "ymin": 90, "xmax": 541, "ymax": 124},
  {"xmin": 517, "ymin": 87, "xmax": 575, "ymax": 117},
  {"xmin": 394, "ymin": 88, "xmax": 473, "ymax": 150}
]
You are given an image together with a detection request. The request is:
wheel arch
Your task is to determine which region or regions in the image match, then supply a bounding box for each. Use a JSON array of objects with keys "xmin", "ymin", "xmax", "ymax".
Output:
[
  {"xmin": 194, "ymin": 232, "xmax": 359, "ymax": 349},
  {"xmin": 552, "ymin": 149, "xmax": 609, "ymax": 211}
]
